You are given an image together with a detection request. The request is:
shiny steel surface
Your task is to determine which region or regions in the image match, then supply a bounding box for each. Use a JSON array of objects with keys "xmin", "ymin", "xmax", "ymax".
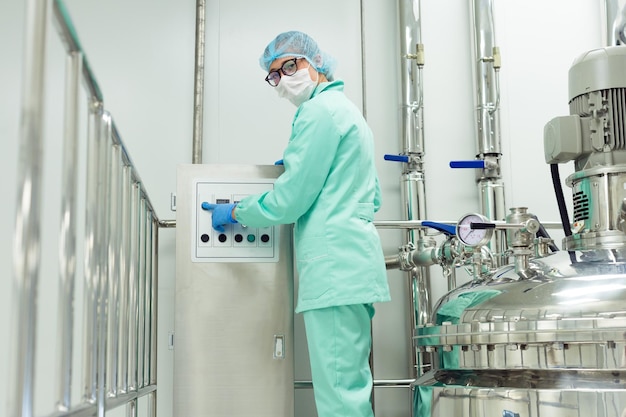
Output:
[
  {"xmin": 563, "ymin": 167, "xmax": 626, "ymax": 251},
  {"xmin": 127, "ymin": 184, "xmax": 140, "ymax": 392},
  {"xmin": 107, "ymin": 144, "xmax": 122, "ymax": 398},
  {"xmin": 137, "ymin": 198, "xmax": 146, "ymax": 390},
  {"xmin": 469, "ymin": 0, "xmax": 501, "ymax": 156},
  {"xmin": 605, "ymin": 0, "xmax": 626, "ymax": 46},
  {"xmin": 479, "ymin": 179, "xmax": 507, "ymax": 266},
  {"xmin": 82, "ymin": 102, "xmax": 103, "ymax": 403},
  {"xmin": 192, "ymin": 0, "xmax": 206, "ymax": 163},
  {"xmin": 414, "ymin": 378, "xmax": 626, "ymax": 417},
  {"xmin": 413, "ymin": 250, "xmax": 626, "ymax": 416},
  {"xmin": 175, "ymin": 164, "xmax": 294, "ymax": 417},
  {"xmin": 118, "ymin": 166, "xmax": 132, "ymax": 393},
  {"xmin": 398, "ymin": 0, "xmax": 432, "ymax": 379},
  {"xmin": 9, "ymin": 0, "xmax": 48, "ymax": 415},
  {"xmin": 11, "ymin": 2, "xmax": 161, "ymax": 415},
  {"xmin": 399, "ymin": 0, "xmax": 425, "ymax": 155},
  {"xmin": 471, "ymin": 0, "xmax": 507, "ymax": 267},
  {"xmin": 56, "ymin": 50, "xmax": 82, "ymax": 411}
]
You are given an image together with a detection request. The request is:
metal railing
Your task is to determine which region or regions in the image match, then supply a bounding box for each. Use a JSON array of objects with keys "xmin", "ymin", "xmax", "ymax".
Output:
[{"xmin": 9, "ymin": 1, "xmax": 160, "ymax": 416}]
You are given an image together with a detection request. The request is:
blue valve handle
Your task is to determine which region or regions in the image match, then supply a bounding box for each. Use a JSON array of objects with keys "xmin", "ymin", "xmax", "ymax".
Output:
[
  {"xmin": 384, "ymin": 154, "xmax": 410, "ymax": 163},
  {"xmin": 421, "ymin": 221, "xmax": 457, "ymax": 236},
  {"xmin": 449, "ymin": 160, "xmax": 485, "ymax": 169}
]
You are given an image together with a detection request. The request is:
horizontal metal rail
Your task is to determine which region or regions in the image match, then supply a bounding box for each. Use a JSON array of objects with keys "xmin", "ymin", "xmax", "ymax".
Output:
[
  {"xmin": 374, "ymin": 220, "xmax": 563, "ymax": 230},
  {"xmin": 295, "ymin": 379, "xmax": 415, "ymax": 389}
]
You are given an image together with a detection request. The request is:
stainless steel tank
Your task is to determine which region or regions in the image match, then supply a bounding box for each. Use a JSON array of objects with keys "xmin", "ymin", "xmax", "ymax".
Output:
[{"xmin": 412, "ymin": 46, "xmax": 626, "ymax": 417}]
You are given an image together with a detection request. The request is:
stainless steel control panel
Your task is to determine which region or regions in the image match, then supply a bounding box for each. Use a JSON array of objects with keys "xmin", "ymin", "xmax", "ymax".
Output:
[{"xmin": 193, "ymin": 179, "xmax": 279, "ymax": 262}]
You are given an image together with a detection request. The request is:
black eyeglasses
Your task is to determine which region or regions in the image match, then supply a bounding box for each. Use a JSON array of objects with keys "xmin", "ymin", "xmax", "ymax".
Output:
[{"xmin": 264, "ymin": 57, "xmax": 304, "ymax": 87}]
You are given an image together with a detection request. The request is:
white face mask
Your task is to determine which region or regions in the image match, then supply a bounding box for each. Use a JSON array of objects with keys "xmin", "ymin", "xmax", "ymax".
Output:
[{"xmin": 276, "ymin": 65, "xmax": 318, "ymax": 107}]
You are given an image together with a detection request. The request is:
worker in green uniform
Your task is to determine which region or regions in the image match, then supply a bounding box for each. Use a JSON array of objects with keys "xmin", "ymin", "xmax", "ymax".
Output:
[{"xmin": 203, "ymin": 30, "xmax": 390, "ymax": 417}]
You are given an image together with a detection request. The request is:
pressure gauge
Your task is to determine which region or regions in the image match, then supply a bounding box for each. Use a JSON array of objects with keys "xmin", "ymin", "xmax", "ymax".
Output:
[{"xmin": 456, "ymin": 213, "xmax": 493, "ymax": 247}]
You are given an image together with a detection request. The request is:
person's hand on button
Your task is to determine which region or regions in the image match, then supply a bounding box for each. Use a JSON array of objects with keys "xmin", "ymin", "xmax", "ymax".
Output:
[{"xmin": 201, "ymin": 202, "xmax": 237, "ymax": 232}]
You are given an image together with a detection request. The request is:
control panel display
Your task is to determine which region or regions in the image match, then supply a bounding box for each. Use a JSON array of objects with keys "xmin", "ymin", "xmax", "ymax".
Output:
[{"xmin": 192, "ymin": 179, "xmax": 279, "ymax": 262}]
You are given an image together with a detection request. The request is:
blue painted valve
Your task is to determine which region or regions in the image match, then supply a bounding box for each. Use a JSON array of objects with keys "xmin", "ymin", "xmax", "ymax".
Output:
[
  {"xmin": 449, "ymin": 160, "xmax": 486, "ymax": 169},
  {"xmin": 384, "ymin": 154, "xmax": 410, "ymax": 163}
]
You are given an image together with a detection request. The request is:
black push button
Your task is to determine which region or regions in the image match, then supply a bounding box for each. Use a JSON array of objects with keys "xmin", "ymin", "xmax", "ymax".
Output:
[
  {"xmin": 200, "ymin": 234, "xmax": 210, "ymax": 243},
  {"xmin": 234, "ymin": 234, "xmax": 243, "ymax": 243},
  {"xmin": 218, "ymin": 234, "xmax": 227, "ymax": 243},
  {"xmin": 261, "ymin": 234, "xmax": 270, "ymax": 243}
]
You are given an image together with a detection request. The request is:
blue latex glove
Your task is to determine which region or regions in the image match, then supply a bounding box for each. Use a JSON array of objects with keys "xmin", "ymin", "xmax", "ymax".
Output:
[{"xmin": 201, "ymin": 202, "xmax": 237, "ymax": 232}]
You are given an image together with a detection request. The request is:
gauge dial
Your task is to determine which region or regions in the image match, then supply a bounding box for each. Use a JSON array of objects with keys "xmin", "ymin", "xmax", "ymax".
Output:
[{"xmin": 456, "ymin": 213, "xmax": 493, "ymax": 247}]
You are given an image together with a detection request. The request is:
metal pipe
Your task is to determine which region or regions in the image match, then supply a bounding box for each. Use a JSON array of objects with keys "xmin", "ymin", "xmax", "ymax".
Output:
[
  {"xmin": 399, "ymin": 0, "xmax": 425, "ymax": 155},
  {"xmin": 374, "ymin": 219, "xmax": 563, "ymax": 230},
  {"xmin": 605, "ymin": 0, "xmax": 626, "ymax": 45},
  {"xmin": 82, "ymin": 100, "xmax": 104, "ymax": 403},
  {"xmin": 107, "ymin": 144, "xmax": 122, "ymax": 398},
  {"xmin": 137, "ymin": 200, "xmax": 147, "ymax": 388},
  {"xmin": 143, "ymin": 211, "xmax": 154, "ymax": 387},
  {"xmin": 159, "ymin": 219, "xmax": 177, "ymax": 228},
  {"xmin": 148, "ymin": 391, "xmax": 157, "ymax": 417},
  {"xmin": 118, "ymin": 166, "xmax": 132, "ymax": 394},
  {"xmin": 470, "ymin": 0, "xmax": 507, "ymax": 266},
  {"xmin": 55, "ymin": 50, "xmax": 82, "ymax": 412},
  {"xmin": 192, "ymin": 0, "xmax": 206, "ymax": 163},
  {"xmin": 150, "ymin": 219, "xmax": 159, "ymax": 386},
  {"xmin": 295, "ymin": 379, "xmax": 414, "ymax": 389},
  {"xmin": 479, "ymin": 178, "xmax": 507, "ymax": 265},
  {"xmin": 52, "ymin": 0, "xmax": 103, "ymax": 102},
  {"xmin": 126, "ymin": 399, "xmax": 137, "ymax": 417},
  {"xmin": 385, "ymin": 254, "xmax": 402, "ymax": 270},
  {"xmin": 9, "ymin": 1, "xmax": 48, "ymax": 415},
  {"xmin": 398, "ymin": 0, "xmax": 432, "ymax": 379},
  {"xmin": 128, "ymin": 183, "xmax": 141, "ymax": 391},
  {"xmin": 97, "ymin": 111, "xmax": 113, "ymax": 417},
  {"xmin": 470, "ymin": 0, "xmax": 501, "ymax": 156}
]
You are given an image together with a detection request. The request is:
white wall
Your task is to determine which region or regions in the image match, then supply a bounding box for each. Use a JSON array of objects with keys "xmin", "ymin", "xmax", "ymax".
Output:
[{"xmin": 0, "ymin": 1, "xmax": 603, "ymax": 417}]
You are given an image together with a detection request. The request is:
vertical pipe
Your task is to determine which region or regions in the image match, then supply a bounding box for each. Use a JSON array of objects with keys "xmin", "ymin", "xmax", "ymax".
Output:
[
  {"xmin": 137, "ymin": 199, "xmax": 147, "ymax": 388},
  {"xmin": 469, "ymin": 0, "xmax": 507, "ymax": 266},
  {"xmin": 143, "ymin": 211, "xmax": 153, "ymax": 387},
  {"xmin": 9, "ymin": 1, "xmax": 48, "ymax": 415},
  {"xmin": 55, "ymin": 50, "xmax": 82, "ymax": 412},
  {"xmin": 399, "ymin": 0, "xmax": 425, "ymax": 155},
  {"xmin": 605, "ymin": 0, "xmax": 626, "ymax": 45},
  {"xmin": 359, "ymin": 1, "xmax": 376, "ymax": 411},
  {"xmin": 150, "ymin": 220, "xmax": 159, "ymax": 386},
  {"xmin": 126, "ymin": 399, "xmax": 138, "ymax": 417},
  {"xmin": 118, "ymin": 166, "xmax": 132, "ymax": 394},
  {"xmin": 148, "ymin": 391, "xmax": 157, "ymax": 417},
  {"xmin": 128, "ymin": 183, "xmax": 141, "ymax": 392},
  {"xmin": 192, "ymin": 0, "xmax": 206, "ymax": 164},
  {"xmin": 97, "ymin": 112, "xmax": 113, "ymax": 417},
  {"xmin": 469, "ymin": 0, "xmax": 500, "ymax": 156},
  {"xmin": 83, "ymin": 100, "xmax": 104, "ymax": 404},
  {"xmin": 107, "ymin": 144, "xmax": 122, "ymax": 398},
  {"xmin": 399, "ymin": 0, "xmax": 431, "ymax": 377}
]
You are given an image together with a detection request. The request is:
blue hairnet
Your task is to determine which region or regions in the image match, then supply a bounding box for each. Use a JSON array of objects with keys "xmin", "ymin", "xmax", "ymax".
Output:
[{"xmin": 259, "ymin": 31, "xmax": 337, "ymax": 80}]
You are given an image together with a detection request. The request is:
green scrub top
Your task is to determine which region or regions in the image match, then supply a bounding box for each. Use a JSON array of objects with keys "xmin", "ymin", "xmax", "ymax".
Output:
[{"xmin": 235, "ymin": 80, "xmax": 391, "ymax": 313}]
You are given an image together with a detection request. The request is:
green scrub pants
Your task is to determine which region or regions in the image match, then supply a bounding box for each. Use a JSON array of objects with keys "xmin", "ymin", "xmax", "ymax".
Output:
[{"xmin": 302, "ymin": 304, "xmax": 375, "ymax": 417}]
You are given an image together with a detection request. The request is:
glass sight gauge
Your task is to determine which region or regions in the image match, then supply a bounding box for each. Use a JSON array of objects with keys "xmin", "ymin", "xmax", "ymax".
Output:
[{"xmin": 456, "ymin": 213, "xmax": 493, "ymax": 247}]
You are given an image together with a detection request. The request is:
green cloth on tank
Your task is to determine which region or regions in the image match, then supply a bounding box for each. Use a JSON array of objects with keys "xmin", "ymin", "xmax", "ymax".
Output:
[
  {"xmin": 436, "ymin": 289, "xmax": 501, "ymax": 325},
  {"xmin": 436, "ymin": 289, "xmax": 501, "ymax": 369}
]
